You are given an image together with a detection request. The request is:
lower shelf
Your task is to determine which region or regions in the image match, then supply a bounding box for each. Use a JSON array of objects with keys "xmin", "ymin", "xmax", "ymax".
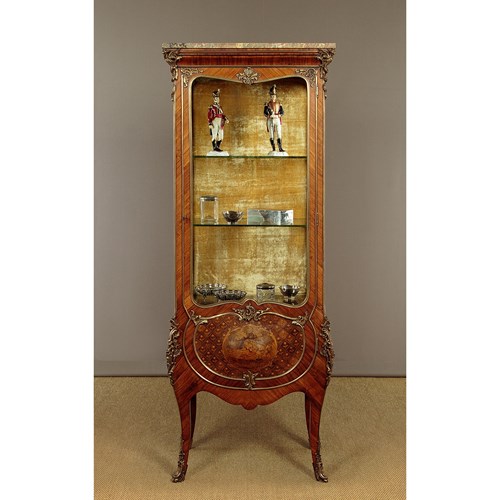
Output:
[{"xmin": 194, "ymin": 292, "xmax": 306, "ymax": 306}]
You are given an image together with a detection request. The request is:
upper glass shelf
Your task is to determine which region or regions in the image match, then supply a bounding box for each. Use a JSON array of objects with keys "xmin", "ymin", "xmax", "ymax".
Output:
[{"xmin": 193, "ymin": 155, "xmax": 307, "ymax": 159}]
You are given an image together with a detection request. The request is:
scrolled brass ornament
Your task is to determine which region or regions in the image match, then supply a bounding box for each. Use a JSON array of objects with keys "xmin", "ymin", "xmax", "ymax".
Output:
[
  {"xmin": 317, "ymin": 48, "xmax": 336, "ymax": 98},
  {"xmin": 319, "ymin": 318, "xmax": 335, "ymax": 386},
  {"xmin": 242, "ymin": 370, "xmax": 259, "ymax": 390},
  {"xmin": 163, "ymin": 47, "xmax": 183, "ymax": 101},
  {"xmin": 292, "ymin": 312, "xmax": 309, "ymax": 328},
  {"xmin": 166, "ymin": 317, "xmax": 182, "ymax": 385},
  {"xmin": 181, "ymin": 68, "xmax": 204, "ymax": 87},
  {"xmin": 233, "ymin": 304, "xmax": 269, "ymax": 322},
  {"xmin": 236, "ymin": 67, "xmax": 260, "ymax": 85},
  {"xmin": 295, "ymin": 68, "xmax": 317, "ymax": 86},
  {"xmin": 189, "ymin": 310, "xmax": 207, "ymax": 326}
]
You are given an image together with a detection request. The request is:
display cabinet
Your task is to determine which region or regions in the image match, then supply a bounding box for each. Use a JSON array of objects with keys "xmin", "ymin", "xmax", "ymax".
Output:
[{"xmin": 162, "ymin": 43, "xmax": 336, "ymax": 482}]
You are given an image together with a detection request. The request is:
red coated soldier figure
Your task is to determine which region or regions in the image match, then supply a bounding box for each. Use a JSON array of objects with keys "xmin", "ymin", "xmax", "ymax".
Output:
[{"xmin": 208, "ymin": 89, "xmax": 229, "ymax": 153}]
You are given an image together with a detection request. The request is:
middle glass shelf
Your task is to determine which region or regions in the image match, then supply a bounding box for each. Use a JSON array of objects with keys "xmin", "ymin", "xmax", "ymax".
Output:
[{"xmin": 193, "ymin": 221, "xmax": 307, "ymax": 227}]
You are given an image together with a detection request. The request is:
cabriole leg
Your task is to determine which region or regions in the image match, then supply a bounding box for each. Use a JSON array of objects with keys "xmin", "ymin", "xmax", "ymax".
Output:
[
  {"xmin": 171, "ymin": 396, "xmax": 194, "ymax": 482},
  {"xmin": 305, "ymin": 393, "xmax": 328, "ymax": 482}
]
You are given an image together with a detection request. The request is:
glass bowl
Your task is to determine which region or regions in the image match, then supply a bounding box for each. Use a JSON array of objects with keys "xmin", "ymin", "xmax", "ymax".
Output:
[
  {"xmin": 279, "ymin": 284, "xmax": 300, "ymax": 303},
  {"xmin": 223, "ymin": 210, "xmax": 243, "ymax": 224},
  {"xmin": 195, "ymin": 283, "xmax": 227, "ymax": 303},
  {"xmin": 214, "ymin": 289, "xmax": 247, "ymax": 301}
]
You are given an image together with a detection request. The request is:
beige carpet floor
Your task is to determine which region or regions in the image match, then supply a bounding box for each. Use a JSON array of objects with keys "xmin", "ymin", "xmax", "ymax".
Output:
[{"xmin": 95, "ymin": 377, "xmax": 405, "ymax": 500}]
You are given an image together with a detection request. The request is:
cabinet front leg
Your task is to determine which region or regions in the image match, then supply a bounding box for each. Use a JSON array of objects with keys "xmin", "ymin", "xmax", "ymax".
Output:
[
  {"xmin": 171, "ymin": 398, "xmax": 194, "ymax": 482},
  {"xmin": 305, "ymin": 394, "xmax": 328, "ymax": 482}
]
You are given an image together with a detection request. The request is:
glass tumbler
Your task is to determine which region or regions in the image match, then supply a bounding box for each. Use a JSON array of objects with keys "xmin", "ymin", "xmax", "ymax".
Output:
[
  {"xmin": 256, "ymin": 283, "xmax": 275, "ymax": 303},
  {"xmin": 200, "ymin": 195, "xmax": 219, "ymax": 224}
]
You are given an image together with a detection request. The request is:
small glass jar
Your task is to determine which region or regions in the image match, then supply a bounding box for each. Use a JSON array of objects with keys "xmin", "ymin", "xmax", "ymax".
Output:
[
  {"xmin": 256, "ymin": 282, "xmax": 275, "ymax": 303},
  {"xmin": 200, "ymin": 195, "xmax": 219, "ymax": 224}
]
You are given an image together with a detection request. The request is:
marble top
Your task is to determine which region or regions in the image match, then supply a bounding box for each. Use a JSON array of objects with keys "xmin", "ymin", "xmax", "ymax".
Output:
[{"xmin": 162, "ymin": 42, "xmax": 335, "ymax": 49}]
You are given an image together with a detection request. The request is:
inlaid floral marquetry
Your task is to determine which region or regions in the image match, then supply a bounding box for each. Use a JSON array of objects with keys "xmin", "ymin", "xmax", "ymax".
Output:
[{"xmin": 193, "ymin": 312, "xmax": 305, "ymax": 380}]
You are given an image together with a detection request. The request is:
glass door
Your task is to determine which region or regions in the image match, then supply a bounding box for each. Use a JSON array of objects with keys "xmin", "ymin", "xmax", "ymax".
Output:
[{"xmin": 191, "ymin": 76, "xmax": 309, "ymax": 306}]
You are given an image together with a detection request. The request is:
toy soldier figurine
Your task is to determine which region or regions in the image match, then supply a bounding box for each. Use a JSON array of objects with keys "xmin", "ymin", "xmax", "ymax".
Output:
[
  {"xmin": 264, "ymin": 85, "xmax": 286, "ymax": 153},
  {"xmin": 208, "ymin": 89, "xmax": 229, "ymax": 153}
]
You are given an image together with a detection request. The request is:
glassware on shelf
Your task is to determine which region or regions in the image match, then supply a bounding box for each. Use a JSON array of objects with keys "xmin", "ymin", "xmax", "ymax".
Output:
[
  {"xmin": 258, "ymin": 210, "xmax": 278, "ymax": 225},
  {"xmin": 256, "ymin": 283, "xmax": 275, "ymax": 303},
  {"xmin": 214, "ymin": 289, "xmax": 247, "ymax": 301},
  {"xmin": 246, "ymin": 209, "xmax": 294, "ymax": 225},
  {"xmin": 200, "ymin": 195, "xmax": 219, "ymax": 224},
  {"xmin": 222, "ymin": 210, "xmax": 243, "ymax": 225},
  {"xmin": 195, "ymin": 283, "xmax": 226, "ymax": 303},
  {"xmin": 279, "ymin": 284, "xmax": 300, "ymax": 304}
]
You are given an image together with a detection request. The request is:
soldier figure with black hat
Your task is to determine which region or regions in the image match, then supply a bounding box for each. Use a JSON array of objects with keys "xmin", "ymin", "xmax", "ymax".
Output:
[{"xmin": 264, "ymin": 85, "xmax": 285, "ymax": 153}]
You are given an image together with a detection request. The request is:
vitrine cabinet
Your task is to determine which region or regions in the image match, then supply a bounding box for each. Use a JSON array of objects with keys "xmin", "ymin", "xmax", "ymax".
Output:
[{"xmin": 162, "ymin": 43, "xmax": 336, "ymax": 482}]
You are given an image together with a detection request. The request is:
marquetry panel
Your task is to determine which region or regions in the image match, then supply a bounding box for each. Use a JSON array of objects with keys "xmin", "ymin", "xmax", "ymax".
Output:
[{"xmin": 193, "ymin": 312, "xmax": 305, "ymax": 379}]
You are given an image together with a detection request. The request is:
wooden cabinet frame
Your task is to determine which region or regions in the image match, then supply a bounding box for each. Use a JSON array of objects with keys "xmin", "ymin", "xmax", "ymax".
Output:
[{"xmin": 163, "ymin": 43, "xmax": 336, "ymax": 482}]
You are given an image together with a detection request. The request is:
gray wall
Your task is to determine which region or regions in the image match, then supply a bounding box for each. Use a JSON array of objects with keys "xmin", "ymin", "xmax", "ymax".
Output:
[{"xmin": 95, "ymin": 0, "xmax": 405, "ymax": 376}]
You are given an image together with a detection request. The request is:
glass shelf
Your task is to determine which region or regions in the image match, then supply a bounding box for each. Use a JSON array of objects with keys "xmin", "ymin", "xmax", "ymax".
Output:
[
  {"xmin": 193, "ymin": 155, "xmax": 306, "ymax": 159},
  {"xmin": 193, "ymin": 222, "xmax": 307, "ymax": 227},
  {"xmin": 193, "ymin": 294, "xmax": 307, "ymax": 306}
]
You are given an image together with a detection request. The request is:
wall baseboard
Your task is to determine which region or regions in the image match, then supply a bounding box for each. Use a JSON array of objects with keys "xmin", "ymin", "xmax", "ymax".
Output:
[{"xmin": 94, "ymin": 360, "xmax": 167, "ymax": 376}]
